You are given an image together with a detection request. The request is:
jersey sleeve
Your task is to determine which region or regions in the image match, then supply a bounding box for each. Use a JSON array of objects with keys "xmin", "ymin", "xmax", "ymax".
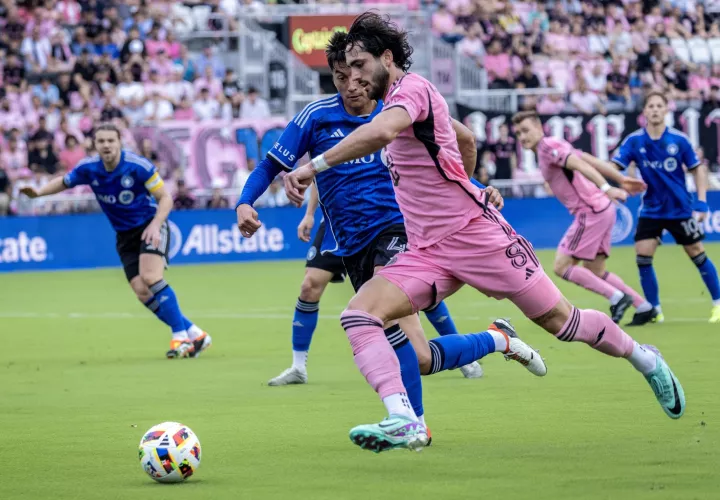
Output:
[
  {"xmin": 612, "ymin": 136, "xmax": 635, "ymax": 170},
  {"xmin": 383, "ymin": 77, "xmax": 429, "ymax": 123},
  {"xmin": 63, "ymin": 161, "xmax": 91, "ymax": 188},
  {"xmin": 537, "ymin": 137, "xmax": 573, "ymax": 169},
  {"xmin": 681, "ymin": 137, "xmax": 700, "ymax": 170},
  {"xmin": 134, "ymin": 159, "xmax": 165, "ymax": 193},
  {"xmin": 266, "ymin": 113, "xmax": 313, "ymax": 171}
]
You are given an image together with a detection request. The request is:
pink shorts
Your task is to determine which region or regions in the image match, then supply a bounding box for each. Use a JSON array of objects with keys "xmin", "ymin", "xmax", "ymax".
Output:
[
  {"xmin": 377, "ymin": 208, "xmax": 562, "ymax": 319},
  {"xmin": 558, "ymin": 207, "xmax": 615, "ymax": 261}
]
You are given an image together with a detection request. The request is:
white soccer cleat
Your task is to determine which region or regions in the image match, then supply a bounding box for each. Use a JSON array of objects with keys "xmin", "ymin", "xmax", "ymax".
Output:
[
  {"xmin": 459, "ymin": 361, "xmax": 484, "ymax": 379},
  {"xmin": 504, "ymin": 337, "xmax": 547, "ymax": 377},
  {"xmin": 267, "ymin": 366, "xmax": 308, "ymax": 386}
]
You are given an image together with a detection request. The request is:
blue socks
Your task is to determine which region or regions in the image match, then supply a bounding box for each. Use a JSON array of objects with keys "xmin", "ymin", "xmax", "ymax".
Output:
[
  {"xmin": 692, "ymin": 252, "xmax": 720, "ymax": 302},
  {"xmin": 148, "ymin": 280, "xmax": 187, "ymax": 335},
  {"xmin": 427, "ymin": 332, "xmax": 496, "ymax": 374},
  {"xmin": 637, "ymin": 255, "xmax": 660, "ymax": 308},
  {"xmin": 293, "ymin": 299, "xmax": 319, "ymax": 352},
  {"xmin": 385, "ymin": 325, "xmax": 424, "ymax": 419},
  {"xmin": 143, "ymin": 295, "xmax": 195, "ymax": 336},
  {"xmin": 423, "ymin": 301, "xmax": 459, "ymax": 336}
]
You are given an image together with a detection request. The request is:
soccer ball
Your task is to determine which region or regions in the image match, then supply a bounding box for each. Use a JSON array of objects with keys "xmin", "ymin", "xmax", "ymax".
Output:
[{"xmin": 138, "ymin": 422, "xmax": 201, "ymax": 483}]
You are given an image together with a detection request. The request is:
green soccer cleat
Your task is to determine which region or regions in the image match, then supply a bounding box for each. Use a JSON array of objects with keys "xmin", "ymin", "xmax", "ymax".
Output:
[
  {"xmin": 709, "ymin": 305, "xmax": 720, "ymax": 324},
  {"xmin": 642, "ymin": 345, "xmax": 685, "ymax": 419},
  {"xmin": 349, "ymin": 415, "xmax": 428, "ymax": 453}
]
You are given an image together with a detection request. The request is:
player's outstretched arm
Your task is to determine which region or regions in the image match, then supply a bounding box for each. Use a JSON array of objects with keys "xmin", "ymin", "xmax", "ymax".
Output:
[
  {"xmin": 298, "ymin": 183, "xmax": 317, "ymax": 243},
  {"xmin": 578, "ymin": 152, "xmax": 646, "ymax": 195},
  {"xmin": 236, "ymin": 158, "xmax": 285, "ymax": 237},
  {"xmin": 19, "ymin": 175, "xmax": 68, "ymax": 198},
  {"xmin": 566, "ymin": 154, "xmax": 628, "ymax": 202},
  {"xmin": 451, "ymin": 118, "xmax": 477, "ymax": 178}
]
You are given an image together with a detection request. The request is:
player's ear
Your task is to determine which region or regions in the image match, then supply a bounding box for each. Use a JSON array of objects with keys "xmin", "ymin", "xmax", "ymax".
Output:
[{"xmin": 382, "ymin": 49, "xmax": 393, "ymax": 68}]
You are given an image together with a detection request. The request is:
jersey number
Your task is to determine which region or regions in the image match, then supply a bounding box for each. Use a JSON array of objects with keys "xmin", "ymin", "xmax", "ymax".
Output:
[
  {"xmin": 390, "ymin": 167, "xmax": 400, "ymax": 186},
  {"xmin": 505, "ymin": 243, "xmax": 528, "ymax": 269},
  {"xmin": 681, "ymin": 218, "xmax": 703, "ymax": 239}
]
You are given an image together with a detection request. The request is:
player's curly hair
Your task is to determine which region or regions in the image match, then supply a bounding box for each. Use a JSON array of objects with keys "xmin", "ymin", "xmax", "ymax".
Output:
[
  {"xmin": 345, "ymin": 12, "xmax": 413, "ymax": 72},
  {"xmin": 326, "ymin": 31, "xmax": 349, "ymax": 71}
]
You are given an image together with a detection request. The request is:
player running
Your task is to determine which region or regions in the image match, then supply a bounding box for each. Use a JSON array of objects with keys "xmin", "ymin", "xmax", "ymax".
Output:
[
  {"xmin": 285, "ymin": 13, "xmax": 686, "ymax": 453},
  {"xmin": 511, "ymin": 112, "xmax": 654, "ymax": 324},
  {"xmin": 20, "ymin": 123, "xmax": 211, "ymax": 359},
  {"xmin": 236, "ymin": 32, "xmax": 526, "ymax": 425},
  {"xmin": 605, "ymin": 91, "xmax": 720, "ymax": 325}
]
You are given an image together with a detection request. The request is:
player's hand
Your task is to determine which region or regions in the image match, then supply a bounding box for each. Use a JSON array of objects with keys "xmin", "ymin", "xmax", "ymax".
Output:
[
  {"xmin": 606, "ymin": 187, "xmax": 628, "ymax": 203},
  {"xmin": 20, "ymin": 187, "xmax": 40, "ymax": 199},
  {"xmin": 619, "ymin": 177, "xmax": 647, "ymax": 196},
  {"xmin": 141, "ymin": 221, "xmax": 162, "ymax": 248},
  {"xmin": 694, "ymin": 211, "xmax": 709, "ymax": 222},
  {"xmin": 237, "ymin": 204, "xmax": 261, "ymax": 238},
  {"xmin": 284, "ymin": 164, "xmax": 316, "ymax": 207},
  {"xmin": 484, "ymin": 186, "xmax": 504, "ymax": 210},
  {"xmin": 297, "ymin": 214, "xmax": 314, "ymax": 242}
]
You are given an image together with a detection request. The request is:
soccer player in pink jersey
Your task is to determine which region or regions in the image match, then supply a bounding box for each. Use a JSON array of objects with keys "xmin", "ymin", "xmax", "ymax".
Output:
[
  {"xmin": 284, "ymin": 13, "xmax": 686, "ymax": 453},
  {"xmin": 511, "ymin": 111, "xmax": 654, "ymax": 324}
]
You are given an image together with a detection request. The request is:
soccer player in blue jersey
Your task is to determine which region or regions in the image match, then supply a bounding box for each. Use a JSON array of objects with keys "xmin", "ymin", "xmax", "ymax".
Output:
[
  {"xmin": 20, "ymin": 123, "xmax": 212, "ymax": 358},
  {"xmin": 609, "ymin": 91, "xmax": 720, "ymax": 324},
  {"xmin": 236, "ymin": 33, "xmax": 517, "ymax": 426}
]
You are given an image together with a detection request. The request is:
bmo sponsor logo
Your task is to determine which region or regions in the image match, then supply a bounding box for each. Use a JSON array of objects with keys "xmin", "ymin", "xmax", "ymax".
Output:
[
  {"xmin": 0, "ymin": 232, "xmax": 48, "ymax": 264},
  {"xmin": 168, "ymin": 221, "xmax": 285, "ymax": 259}
]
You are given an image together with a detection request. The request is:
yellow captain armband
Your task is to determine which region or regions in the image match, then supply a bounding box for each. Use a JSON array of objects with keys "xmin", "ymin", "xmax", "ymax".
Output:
[{"xmin": 145, "ymin": 172, "xmax": 164, "ymax": 193}]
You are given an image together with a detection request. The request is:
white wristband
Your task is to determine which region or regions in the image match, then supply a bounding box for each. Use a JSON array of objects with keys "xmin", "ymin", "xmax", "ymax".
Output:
[
  {"xmin": 311, "ymin": 155, "xmax": 330, "ymax": 173},
  {"xmin": 600, "ymin": 183, "xmax": 612, "ymax": 193}
]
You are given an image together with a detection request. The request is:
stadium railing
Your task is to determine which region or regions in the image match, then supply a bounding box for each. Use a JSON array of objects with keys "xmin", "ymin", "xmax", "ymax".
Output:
[{"xmin": 457, "ymin": 88, "xmax": 567, "ymax": 113}]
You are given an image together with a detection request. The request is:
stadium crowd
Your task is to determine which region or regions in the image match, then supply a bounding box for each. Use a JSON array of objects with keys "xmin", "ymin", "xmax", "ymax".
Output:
[{"xmin": 1, "ymin": 0, "xmax": 719, "ymax": 217}]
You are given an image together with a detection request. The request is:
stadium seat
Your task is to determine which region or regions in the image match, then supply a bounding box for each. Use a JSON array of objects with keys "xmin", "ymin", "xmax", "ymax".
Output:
[
  {"xmin": 688, "ymin": 38, "xmax": 712, "ymax": 65},
  {"xmin": 670, "ymin": 38, "xmax": 691, "ymax": 63},
  {"xmin": 708, "ymin": 38, "xmax": 720, "ymax": 65}
]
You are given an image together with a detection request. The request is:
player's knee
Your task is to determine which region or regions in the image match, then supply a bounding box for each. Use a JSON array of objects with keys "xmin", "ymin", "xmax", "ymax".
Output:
[
  {"xmin": 140, "ymin": 270, "xmax": 163, "ymax": 289},
  {"xmin": 129, "ymin": 277, "xmax": 152, "ymax": 303},
  {"xmin": 691, "ymin": 251, "xmax": 708, "ymax": 268},
  {"xmin": 636, "ymin": 254, "xmax": 653, "ymax": 268},
  {"xmin": 553, "ymin": 260, "xmax": 570, "ymax": 278},
  {"xmin": 346, "ymin": 295, "xmax": 382, "ymax": 320},
  {"xmin": 417, "ymin": 351, "xmax": 432, "ymax": 375},
  {"xmin": 299, "ymin": 274, "xmax": 326, "ymax": 303}
]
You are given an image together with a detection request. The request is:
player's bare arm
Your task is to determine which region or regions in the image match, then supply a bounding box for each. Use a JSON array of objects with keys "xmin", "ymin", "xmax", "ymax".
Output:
[
  {"xmin": 298, "ymin": 183, "xmax": 318, "ymax": 242},
  {"xmin": 284, "ymin": 107, "xmax": 412, "ymax": 205},
  {"xmin": 142, "ymin": 182, "xmax": 172, "ymax": 248},
  {"xmin": 19, "ymin": 175, "xmax": 68, "ymax": 198},
  {"xmin": 451, "ymin": 118, "xmax": 477, "ymax": 178},
  {"xmin": 690, "ymin": 162, "xmax": 709, "ymax": 222},
  {"xmin": 580, "ymin": 152, "xmax": 646, "ymax": 195},
  {"xmin": 566, "ymin": 154, "xmax": 628, "ymax": 202}
]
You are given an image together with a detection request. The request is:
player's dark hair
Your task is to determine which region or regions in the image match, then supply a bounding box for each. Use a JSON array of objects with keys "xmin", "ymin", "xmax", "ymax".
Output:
[
  {"xmin": 93, "ymin": 122, "xmax": 121, "ymax": 140},
  {"xmin": 326, "ymin": 31, "xmax": 348, "ymax": 71},
  {"xmin": 345, "ymin": 12, "xmax": 413, "ymax": 72},
  {"xmin": 643, "ymin": 90, "xmax": 668, "ymax": 108},
  {"xmin": 511, "ymin": 111, "xmax": 541, "ymax": 126}
]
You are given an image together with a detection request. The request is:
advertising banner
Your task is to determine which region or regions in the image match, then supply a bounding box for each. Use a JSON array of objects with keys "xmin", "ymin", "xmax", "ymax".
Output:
[{"xmin": 287, "ymin": 15, "xmax": 354, "ymax": 68}]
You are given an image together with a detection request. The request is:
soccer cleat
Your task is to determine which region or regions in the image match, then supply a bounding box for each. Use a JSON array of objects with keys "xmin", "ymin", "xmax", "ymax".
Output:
[
  {"xmin": 641, "ymin": 345, "xmax": 685, "ymax": 419},
  {"xmin": 709, "ymin": 305, "xmax": 720, "ymax": 323},
  {"xmin": 489, "ymin": 319, "xmax": 547, "ymax": 377},
  {"xmin": 626, "ymin": 308, "xmax": 660, "ymax": 326},
  {"xmin": 425, "ymin": 426, "xmax": 432, "ymax": 447},
  {"xmin": 349, "ymin": 415, "xmax": 428, "ymax": 453},
  {"xmin": 610, "ymin": 293, "xmax": 634, "ymax": 324},
  {"xmin": 189, "ymin": 332, "xmax": 212, "ymax": 358},
  {"xmin": 166, "ymin": 339, "xmax": 194, "ymax": 359},
  {"xmin": 459, "ymin": 361, "xmax": 484, "ymax": 379},
  {"xmin": 267, "ymin": 366, "xmax": 308, "ymax": 386}
]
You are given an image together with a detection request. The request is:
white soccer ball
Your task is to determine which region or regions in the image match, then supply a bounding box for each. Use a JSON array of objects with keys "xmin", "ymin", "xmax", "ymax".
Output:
[{"xmin": 138, "ymin": 422, "xmax": 201, "ymax": 483}]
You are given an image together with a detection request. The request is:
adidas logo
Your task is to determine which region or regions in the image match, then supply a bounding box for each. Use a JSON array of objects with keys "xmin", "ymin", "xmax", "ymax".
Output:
[
  {"xmin": 92, "ymin": 180, "xmax": 99, "ymax": 186},
  {"xmin": 159, "ymin": 296, "xmax": 169, "ymax": 303},
  {"xmin": 436, "ymin": 316, "xmax": 448, "ymax": 323},
  {"xmin": 525, "ymin": 268, "xmax": 535, "ymax": 280},
  {"xmin": 292, "ymin": 321, "xmax": 304, "ymax": 327},
  {"xmin": 330, "ymin": 129, "xmax": 345, "ymax": 138}
]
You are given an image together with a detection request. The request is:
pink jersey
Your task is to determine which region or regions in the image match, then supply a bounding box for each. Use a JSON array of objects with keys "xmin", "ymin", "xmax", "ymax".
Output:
[
  {"xmin": 382, "ymin": 73, "xmax": 485, "ymax": 249},
  {"xmin": 536, "ymin": 136, "xmax": 611, "ymax": 215}
]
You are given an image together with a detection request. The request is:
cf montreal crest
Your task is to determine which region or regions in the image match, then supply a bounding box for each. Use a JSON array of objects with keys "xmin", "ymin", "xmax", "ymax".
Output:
[{"xmin": 121, "ymin": 175, "xmax": 135, "ymax": 188}]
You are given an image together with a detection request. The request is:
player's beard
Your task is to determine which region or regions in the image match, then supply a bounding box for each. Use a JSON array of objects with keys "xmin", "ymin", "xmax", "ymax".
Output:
[{"xmin": 366, "ymin": 62, "xmax": 390, "ymax": 101}]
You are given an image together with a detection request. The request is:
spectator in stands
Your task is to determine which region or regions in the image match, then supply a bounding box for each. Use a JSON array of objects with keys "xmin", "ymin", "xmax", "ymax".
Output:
[
  {"xmin": 175, "ymin": 96, "xmax": 195, "ymax": 120},
  {"xmin": 100, "ymin": 97, "xmax": 124, "ymax": 122},
  {"xmin": 606, "ymin": 60, "xmax": 631, "ymax": 106},
  {"xmin": 240, "ymin": 86, "xmax": 270, "ymax": 120},
  {"xmin": 123, "ymin": 96, "xmax": 146, "ymax": 126},
  {"xmin": 175, "ymin": 45, "xmax": 196, "ymax": 82},
  {"xmin": 486, "ymin": 122, "xmax": 516, "ymax": 197},
  {"xmin": 206, "ymin": 179, "xmax": 229, "ymax": 209},
  {"xmin": 0, "ymin": 136, "xmax": 28, "ymax": 180},
  {"xmin": 173, "ymin": 179, "xmax": 195, "ymax": 210},
  {"xmin": 194, "ymin": 65, "xmax": 223, "ymax": 99},
  {"xmin": 587, "ymin": 21, "xmax": 610, "ymax": 56},
  {"xmin": 28, "ymin": 136, "xmax": 59, "ymax": 176},
  {"xmin": 165, "ymin": 66, "xmax": 195, "ymax": 107},
  {"xmin": 484, "ymin": 38, "xmax": 513, "ymax": 89},
  {"xmin": 570, "ymin": 78, "xmax": 606, "ymax": 115},
  {"xmin": 195, "ymin": 46, "xmax": 225, "ymax": 79},
  {"xmin": 515, "ymin": 61, "xmax": 540, "ymax": 89},
  {"xmin": 609, "ymin": 22, "xmax": 633, "ymax": 60},
  {"xmin": 143, "ymin": 90, "xmax": 174, "ymax": 122},
  {"xmin": 456, "ymin": 23, "xmax": 484, "ymax": 65},
  {"xmin": 193, "ymin": 87, "xmax": 220, "ymax": 121},
  {"xmin": 222, "ymin": 91, "xmax": 244, "ymax": 120},
  {"xmin": 702, "ymin": 85, "xmax": 720, "ymax": 113},
  {"xmin": 117, "ymin": 69, "xmax": 145, "ymax": 106},
  {"xmin": 586, "ymin": 62, "xmax": 608, "ymax": 95},
  {"xmin": 3, "ymin": 54, "xmax": 26, "ymax": 89},
  {"xmin": 119, "ymin": 27, "xmax": 146, "ymax": 65},
  {"xmin": 690, "ymin": 64, "xmax": 711, "ymax": 100},
  {"xmin": 33, "ymin": 77, "xmax": 60, "ymax": 107},
  {"xmin": 432, "ymin": 3, "xmax": 465, "ymax": 44},
  {"xmin": 72, "ymin": 48, "xmax": 97, "ymax": 95},
  {"xmin": 21, "ymin": 27, "xmax": 52, "ymax": 72},
  {"xmin": 48, "ymin": 30, "xmax": 74, "ymax": 73},
  {"xmin": 0, "ymin": 163, "xmax": 10, "ymax": 216},
  {"xmin": 71, "ymin": 27, "xmax": 94, "ymax": 57},
  {"xmin": 257, "ymin": 178, "xmax": 290, "ymax": 208},
  {"xmin": 58, "ymin": 135, "xmax": 85, "ymax": 172}
]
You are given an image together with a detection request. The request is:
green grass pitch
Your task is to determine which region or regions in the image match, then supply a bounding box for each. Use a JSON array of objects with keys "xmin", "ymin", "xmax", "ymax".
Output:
[{"xmin": 1, "ymin": 245, "xmax": 718, "ymax": 500}]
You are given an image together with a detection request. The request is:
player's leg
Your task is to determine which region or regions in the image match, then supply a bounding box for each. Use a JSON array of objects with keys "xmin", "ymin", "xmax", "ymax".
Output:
[
  {"xmin": 682, "ymin": 241, "xmax": 720, "ymax": 322},
  {"xmin": 554, "ymin": 251, "xmax": 626, "ymax": 307},
  {"xmin": 513, "ymin": 275, "xmax": 685, "ymax": 419},
  {"xmin": 629, "ymin": 218, "xmax": 663, "ymax": 325},
  {"xmin": 422, "ymin": 301, "xmax": 483, "ymax": 379},
  {"xmin": 583, "ymin": 254, "xmax": 652, "ymax": 323},
  {"xmin": 268, "ymin": 266, "xmax": 334, "ymax": 386}
]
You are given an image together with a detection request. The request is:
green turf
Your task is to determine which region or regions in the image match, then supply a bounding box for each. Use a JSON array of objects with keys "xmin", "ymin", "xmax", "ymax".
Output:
[{"xmin": 1, "ymin": 245, "xmax": 719, "ymax": 500}]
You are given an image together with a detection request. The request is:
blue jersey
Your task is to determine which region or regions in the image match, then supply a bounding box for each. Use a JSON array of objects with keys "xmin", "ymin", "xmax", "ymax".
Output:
[
  {"xmin": 613, "ymin": 127, "xmax": 700, "ymax": 219},
  {"xmin": 64, "ymin": 150, "xmax": 165, "ymax": 232},
  {"xmin": 266, "ymin": 94, "xmax": 403, "ymax": 257}
]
